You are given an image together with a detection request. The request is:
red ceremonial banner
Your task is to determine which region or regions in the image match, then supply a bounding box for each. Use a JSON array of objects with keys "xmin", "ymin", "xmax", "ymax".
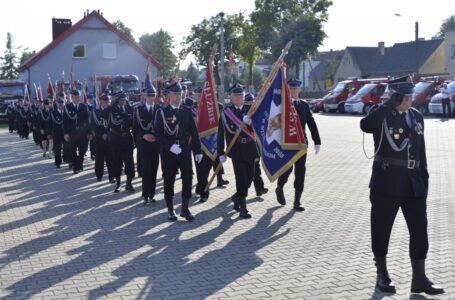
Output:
[{"xmin": 196, "ymin": 62, "xmax": 219, "ymax": 136}]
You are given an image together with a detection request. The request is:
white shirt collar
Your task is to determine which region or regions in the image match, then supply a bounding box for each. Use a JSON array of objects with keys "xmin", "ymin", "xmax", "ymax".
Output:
[
  {"xmin": 235, "ymin": 105, "xmax": 243, "ymax": 110},
  {"xmin": 145, "ymin": 103, "xmax": 153, "ymax": 111},
  {"xmin": 170, "ymin": 104, "xmax": 180, "ymax": 110}
]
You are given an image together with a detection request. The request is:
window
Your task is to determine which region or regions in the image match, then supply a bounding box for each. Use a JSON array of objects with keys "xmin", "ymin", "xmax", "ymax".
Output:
[
  {"xmin": 103, "ymin": 43, "xmax": 117, "ymax": 59},
  {"xmin": 72, "ymin": 44, "xmax": 86, "ymax": 58}
]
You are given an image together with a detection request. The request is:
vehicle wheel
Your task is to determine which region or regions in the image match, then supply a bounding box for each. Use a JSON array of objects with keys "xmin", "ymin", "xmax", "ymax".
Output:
[
  {"xmin": 338, "ymin": 102, "xmax": 345, "ymax": 113},
  {"xmin": 418, "ymin": 105, "xmax": 428, "ymax": 115},
  {"xmin": 362, "ymin": 105, "xmax": 371, "ymax": 115}
]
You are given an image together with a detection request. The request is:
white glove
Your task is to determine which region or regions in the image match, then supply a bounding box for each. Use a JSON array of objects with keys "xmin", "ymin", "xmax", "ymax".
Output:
[
  {"xmin": 195, "ymin": 154, "xmax": 203, "ymax": 164},
  {"xmin": 219, "ymin": 155, "xmax": 226, "ymax": 164},
  {"xmin": 315, "ymin": 144, "xmax": 321, "ymax": 154},
  {"xmin": 242, "ymin": 115, "xmax": 252, "ymax": 125},
  {"xmin": 170, "ymin": 144, "xmax": 182, "ymax": 155}
]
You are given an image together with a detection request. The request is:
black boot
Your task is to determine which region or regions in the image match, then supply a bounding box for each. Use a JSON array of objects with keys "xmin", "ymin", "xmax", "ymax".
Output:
[
  {"xmin": 114, "ymin": 176, "xmax": 121, "ymax": 193},
  {"xmin": 293, "ymin": 190, "xmax": 305, "ymax": 212},
  {"xmin": 374, "ymin": 257, "xmax": 396, "ymax": 293},
  {"xmin": 411, "ymin": 259, "xmax": 445, "ymax": 295},
  {"xmin": 166, "ymin": 198, "xmax": 177, "ymax": 221},
  {"xmin": 125, "ymin": 177, "xmax": 135, "ymax": 192},
  {"xmin": 239, "ymin": 197, "xmax": 251, "ymax": 219},
  {"xmin": 256, "ymin": 187, "xmax": 268, "ymax": 197},
  {"xmin": 231, "ymin": 194, "xmax": 240, "ymax": 212},
  {"xmin": 275, "ymin": 186, "xmax": 286, "ymax": 205},
  {"xmin": 143, "ymin": 196, "xmax": 149, "ymax": 205},
  {"xmin": 217, "ymin": 174, "xmax": 229, "ymax": 187},
  {"xmin": 180, "ymin": 198, "xmax": 195, "ymax": 221}
]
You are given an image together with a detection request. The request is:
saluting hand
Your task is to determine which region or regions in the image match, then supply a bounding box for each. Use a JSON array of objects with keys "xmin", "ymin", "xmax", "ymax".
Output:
[{"xmin": 64, "ymin": 134, "xmax": 70, "ymax": 142}]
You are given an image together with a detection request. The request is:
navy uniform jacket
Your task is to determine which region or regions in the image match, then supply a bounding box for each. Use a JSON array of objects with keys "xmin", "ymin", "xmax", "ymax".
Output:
[
  {"xmin": 63, "ymin": 102, "xmax": 89, "ymax": 135},
  {"xmin": 49, "ymin": 108, "xmax": 64, "ymax": 138},
  {"xmin": 293, "ymin": 99, "xmax": 321, "ymax": 145},
  {"xmin": 38, "ymin": 108, "xmax": 52, "ymax": 133},
  {"xmin": 154, "ymin": 104, "xmax": 201, "ymax": 154},
  {"xmin": 102, "ymin": 104, "xmax": 133, "ymax": 134},
  {"xmin": 360, "ymin": 102, "xmax": 428, "ymax": 198},
  {"xmin": 90, "ymin": 108, "xmax": 109, "ymax": 137},
  {"xmin": 217, "ymin": 105, "xmax": 259, "ymax": 161},
  {"xmin": 133, "ymin": 104, "xmax": 159, "ymax": 139}
]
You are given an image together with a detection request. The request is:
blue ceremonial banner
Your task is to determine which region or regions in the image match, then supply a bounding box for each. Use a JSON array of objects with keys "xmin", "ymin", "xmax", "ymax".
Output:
[{"xmin": 250, "ymin": 65, "xmax": 307, "ymax": 182}]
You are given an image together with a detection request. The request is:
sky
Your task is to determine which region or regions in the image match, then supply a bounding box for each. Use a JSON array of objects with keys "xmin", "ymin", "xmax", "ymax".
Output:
[{"xmin": 0, "ymin": 0, "xmax": 452, "ymax": 68}]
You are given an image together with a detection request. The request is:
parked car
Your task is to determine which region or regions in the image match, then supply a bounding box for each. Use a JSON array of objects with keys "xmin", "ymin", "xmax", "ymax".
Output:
[
  {"xmin": 428, "ymin": 81, "xmax": 455, "ymax": 115},
  {"xmin": 345, "ymin": 83, "xmax": 387, "ymax": 114},
  {"xmin": 411, "ymin": 81, "xmax": 440, "ymax": 115},
  {"xmin": 308, "ymin": 98, "xmax": 324, "ymax": 113}
]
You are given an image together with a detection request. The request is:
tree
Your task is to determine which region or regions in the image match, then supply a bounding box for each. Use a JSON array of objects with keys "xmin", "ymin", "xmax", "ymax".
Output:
[
  {"xmin": 139, "ymin": 29, "xmax": 177, "ymax": 79},
  {"xmin": 184, "ymin": 62, "xmax": 199, "ymax": 86},
  {"xmin": 112, "ymin": 20, "xmax": 135, "ymax": 41},
  {"xmin": 181, "ymin": 13, "xmax": 245, "ymax": 68},
  {"xmin": 251, "ymin": 0, "xmax": 332, "ymax": 53},
  {"xmin": 19, "ymin": 49, "xmax": 35, "ymax": 66},
  {"xmin": 0, "ymin": 32, "xmax": 19, "ymax": 79},
  {"xmin": 252, "ymin": 67, "xmax": 266, "ymax": 90},
  {"xmin": 437, "ymin": 15, "xmax": 455, "ymax": 37},
  {"xmin": 275, "ymin": 14, "xmax": 326, "ymax": 77},
  {"xmin": 237, "ymin": 20, "xmax": 263, "ymax": 87}
]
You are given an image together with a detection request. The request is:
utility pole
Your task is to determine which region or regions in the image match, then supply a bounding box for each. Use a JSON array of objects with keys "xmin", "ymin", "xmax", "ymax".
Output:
[
  {"xmin": 415, "ymin": 21, "xmax": 419, "ymax": 75},
  {"xmin": 218, "ymin": 12, "xmax": 225, "ymax": 100}
]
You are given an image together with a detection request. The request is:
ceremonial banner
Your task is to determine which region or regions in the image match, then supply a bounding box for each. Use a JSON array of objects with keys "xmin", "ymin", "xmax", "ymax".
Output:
[
  {"xmin": 250, "ymin": 64, "xmax": 307, "ymax": 181},
  {"xmin": 196, "ymin": 46, "xmax": 220, "ymax": 161}
]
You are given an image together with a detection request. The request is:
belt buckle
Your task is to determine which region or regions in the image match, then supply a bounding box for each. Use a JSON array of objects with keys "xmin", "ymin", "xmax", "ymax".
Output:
[
  {"xmin": 408, "ymin": 160, "xmax": 416, "ymax": 169},
  {"xmin": 240, "ymin": 137, "xmax": 247, "ymax": 143}
]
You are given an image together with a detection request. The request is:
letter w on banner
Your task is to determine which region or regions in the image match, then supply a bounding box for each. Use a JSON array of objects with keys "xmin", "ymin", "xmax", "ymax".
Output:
[
  {"xmin": 250, "ymin": 64, "xmax": 307, "ymax": 181},
  {"xmin": 197, "ymin": 46, "xmax": 220, "ymax": 161}
]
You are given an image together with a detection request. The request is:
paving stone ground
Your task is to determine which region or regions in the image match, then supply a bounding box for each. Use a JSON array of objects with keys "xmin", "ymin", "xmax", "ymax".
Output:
[{"xmin": 0, "ymin": 113, "xmax": 453, "ymax": 300}]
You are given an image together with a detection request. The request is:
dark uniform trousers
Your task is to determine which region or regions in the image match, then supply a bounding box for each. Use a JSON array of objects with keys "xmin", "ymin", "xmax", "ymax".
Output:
[
  {"xmin": 140, "ymin": 139, "xmax": 160, "ymax": 198},
  {"xmin": 70, "ymin": 128, "xmax": 89, "ymax": 171},
  {"xmin": 277, "ymin": 99, "xmax": 320, "ymax": 193},
  {"xmin": 94, "ymin": 135, "xmax": 114, "ymax": 180},
  {"xmin": 53, "ymin": 134, "xmax": 63, "ymax": 166},
  {"xmin": 195, "ymin": 153, "xmax": 213, "ymax": 198},
  {"xmin": 361, "ymin": 102, "xmax": 429, "ymax": 260},
  {"xmin": 253, "ymin": 159, "xmax": 265, "ymax": 192},
  {"xmin": 232, "ymin": 150, "xmax": 256, "ymax": 198},
  {"xmin": 109, "ymin": 132, "xmax": 135, "ymax": 179}
]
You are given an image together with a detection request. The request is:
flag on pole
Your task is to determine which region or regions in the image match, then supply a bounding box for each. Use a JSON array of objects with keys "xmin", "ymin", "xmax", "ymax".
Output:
[
  {"xmin": 196, "ymin": 45, "xmax": 220, "ymax": 161},
  {"xmin": 46, "ymin": 75, "xmax": 55, "ymax": 101},
  {"xmin": 70, "ymin": 64, "xmax": 76, "ymax": 90},
  {"xmin": 23, "ymin": 84, "xmax": 30, "ymax": 104},
  {"xmin": 141, "ymin": 62, "xmax": 152, "ymax": 105},
  {"xmin": 228, "ymin": 45, "xmax": 236, "ymax": 75},
  {"xmin": 59, "ymin": 70, "xmax": 65, "ymax": 94},
  {"xmin": 250, "ymin": 64, "xmax": 307, "ymax": 181},
  {"xmin": 37, "ymin": 83, "xmax": 43, "ymax": 102},
  {"xmin": 92, "ymin": 75, "xmax": 99, "ymax": 110}
]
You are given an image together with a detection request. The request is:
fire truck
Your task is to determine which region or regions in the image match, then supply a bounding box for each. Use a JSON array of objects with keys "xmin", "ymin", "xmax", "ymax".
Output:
[
  {"xmin": 323, "ymin": 78, "xmax": 373, "ymax": 113},
  {"xmin": 0, "ymin": 80, "xmax": 26, "ymax": 118},
  {"xmin": 91, "ymin": 75, "xmax": 141, "ymax": 102}
]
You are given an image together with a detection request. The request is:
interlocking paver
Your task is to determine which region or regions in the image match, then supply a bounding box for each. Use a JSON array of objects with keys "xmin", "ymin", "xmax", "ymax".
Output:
[{"xmin": 0, "ymin": 114, "xmax": 454, "ymax": 299}]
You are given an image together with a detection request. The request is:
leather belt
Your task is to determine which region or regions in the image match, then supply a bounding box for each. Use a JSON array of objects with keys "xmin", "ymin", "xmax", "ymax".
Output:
[
  {"xmin": 374, "ymin": 155, "xmax": 420, "ymax": 169},
  {"xmin": 173, "ymin": 139, "xmax": 187, "ymax": 145},
  {"xmin": 239, "ymin": 137, "xmax": 253, "ymax": 144},
  {"xmin": 110, "ymin": 129, "xmax": 129, "ymax": 137}
]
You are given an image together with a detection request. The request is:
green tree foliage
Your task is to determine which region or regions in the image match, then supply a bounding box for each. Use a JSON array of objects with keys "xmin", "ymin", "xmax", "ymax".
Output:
[
  {"xmin": 139, "ymin": 29, "xmax": 178, "ymax": 79},
  {"xmin": 0, "ymin": 33, "xmax": 19, "ymax": 80},
  {"xmin": 237, "ymin": 20, "xmax": 263, "ymax": 87},
  {"xmin": 19, "ymin": 49, "xmax": 35, "ymax": 66},
  {"xmin": 438, "ymin": 15, "xmax": 455, "ymax": 37},
  {"xmin": 112, "ymin": 20, "xmax": 135, "ymax": 41},
  {"xmin": 184, "ymin": 62, "xmax": 199, "ymax": 86}
]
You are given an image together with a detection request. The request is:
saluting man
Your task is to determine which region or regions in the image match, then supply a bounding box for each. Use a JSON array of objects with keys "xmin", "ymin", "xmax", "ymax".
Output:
[
  {"xmin": 154, "ymin": 82, "xmax": 203, "ymax": 222},
  {"xmin": 218, "ymin": 83, "xmax": 258, "ymax": 219},
  {"xmin": 133, "ymin": 86, "xmax": 161, "ymax": 205},
  {"xmin": 275, "ymin": 79, "xmax": 321, "ymax": 211},
  {"xmin": 63, "ymin": 89, "xmax": 90, "ymax": 174},
  {"xmin": 360, "ymin": 78, "xmax": 444, "ymax": 295}
]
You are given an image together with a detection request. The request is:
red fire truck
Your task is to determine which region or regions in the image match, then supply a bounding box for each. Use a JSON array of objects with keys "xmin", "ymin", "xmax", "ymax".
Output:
[{"xmin": 323, "ymin": 78, "xmax": 373, "ymax": 113}]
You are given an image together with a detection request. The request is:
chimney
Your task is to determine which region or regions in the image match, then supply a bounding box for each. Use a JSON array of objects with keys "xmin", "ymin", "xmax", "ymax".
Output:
[
  {"xmin": 52, "ymin": 18, "xmax": 72, "ymax": 40},
  {"xmin": 378, "ymin": 41, "xmax": 385, "ymax": 55}
]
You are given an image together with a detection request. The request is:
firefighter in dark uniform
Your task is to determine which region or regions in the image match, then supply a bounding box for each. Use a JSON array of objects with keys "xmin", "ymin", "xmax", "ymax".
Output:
[
  {"xmin": 90, "ymin": 94, "xmax": 114, "ymax": 182},
  {"xmin": 218, "ymin": 83, "xmax": 258, "ymax": 219},
  {"xmin": 63, "ymin": 89, "xmax": 90, "ymax": 174},
  {"xmin": 133, "ymin": 86, "xmax": 161, "ymax": 204},
  {"xmin": 38, "ymin": 98, "xmax": 53, "ymax": 158},
  {"xmin": 6, "ymin": 104, "xmax": 16, "ymax": 133},
  {"xmin": 275, "ymin": 79, "xmax": 321, "ymax": 211},
  {"xmin": 103, "ymin": 91, "xmax": 136, "ymax": 193},
  {"xmin": 17, "ymin": 101, "xmax": 33, "ymax": 139},
  {"xmin": 31, "ymin": 101, "xmax": 41, "ymax": 146},
  {"xmin": 49, "ymin": 97, "xmax": 65, "ymax": 168},
  {"xmin": 244, "ymin": 92, "xmax": 268, "ymax": 197},
  {"xmin": 360, "ymin": 78, "xmax": 444, "ymax": 295},
  {"xmin": 154, "ymin": 82, "xmax": 203, "ymax": 221}
]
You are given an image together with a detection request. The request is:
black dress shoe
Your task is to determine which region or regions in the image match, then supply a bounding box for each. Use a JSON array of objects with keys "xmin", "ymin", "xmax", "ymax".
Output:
[
  {"xmin": 97, "ymin": 177, "xmax": 102, "ymax": 182},
  {"xmin": 199, "ymin": 197, "xmax": 208, "ymax": 203},
  {"xmin": 239, "ymin": 211, "xmax": 252, "ymax": 219},
  {"xmin": 293, "ymin": 205, "xmax": 305, "ymax": 212},
  {"xmin": 109, "ymin": 179, "xmax": 116, "ymax": 183},
  {"xmin": 256, "ymin": 188, "xmax": 268, "ymax": 197},
  {"xmin": 56, "ymin": 165, "xmax": 61, "ymax": 169},
  {"xmin": 143, "ymin": 197, "xmax": 149, "ymax": 205},
  {"xmin": 125, "ymin": 184, "xmax": 135, "ymax": 192},
  {"xmin": 275, "ymin": 187, "xmax": 286, "ymax": 205},
  {"xmin": 168, "ymin": 212, "xmax": 178, "ymax": 221},
  {"xmin": 411, "ymin": 260, "xmax": 445, "ymax": 295},
  {"xmin": 180, "ymin": 211, "xmax": 195, "ymax": 222},
  {"xmin": 217, "ymin": 179, "xmax": 229, "ymax": 187},
  {"xmin": 376, "ymin": 272, "xmax": 396, "ymax": 293},
  {"xmin": 231, "ymin": 195, "xmax": 240, "ymax": 212}
]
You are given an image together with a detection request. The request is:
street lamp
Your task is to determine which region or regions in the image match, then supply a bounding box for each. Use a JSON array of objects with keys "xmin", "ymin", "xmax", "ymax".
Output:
[
  {"xmin": 218, "ymin": 12, "xmax": 225, "ymax": 99},
  {"xmin": 394, "ymin": 13, "xmax": 419, "ymax": 75}
]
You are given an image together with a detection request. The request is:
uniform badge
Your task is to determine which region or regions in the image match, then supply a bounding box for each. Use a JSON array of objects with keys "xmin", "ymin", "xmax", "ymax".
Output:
[
  {"xmin": 171, "ymin": 115, "xmax": 176, "ymax": 124},
  {"xmin": 391, "ymin": 110, "xmax": 397, "ymax": 116},
  {"xmin": 394, "ymin": 133, "xmax": 400, "ymax": 140},
  {"xmin": 415, "ymin": 122, "xmax": 423, "ymax": 135},
  {"xmin": 398, "ymin": 128, "xmax": 404, "ymax": 133}
]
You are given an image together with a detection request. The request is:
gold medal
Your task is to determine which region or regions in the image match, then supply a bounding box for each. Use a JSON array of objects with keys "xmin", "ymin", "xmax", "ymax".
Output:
[
  {"xmin": 398, "ymin": 128, "xmax": 403, "ymax": 133},
  {"xmin": 394, "ymin": 133, "xmax": 400, "ymax": 140}
]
